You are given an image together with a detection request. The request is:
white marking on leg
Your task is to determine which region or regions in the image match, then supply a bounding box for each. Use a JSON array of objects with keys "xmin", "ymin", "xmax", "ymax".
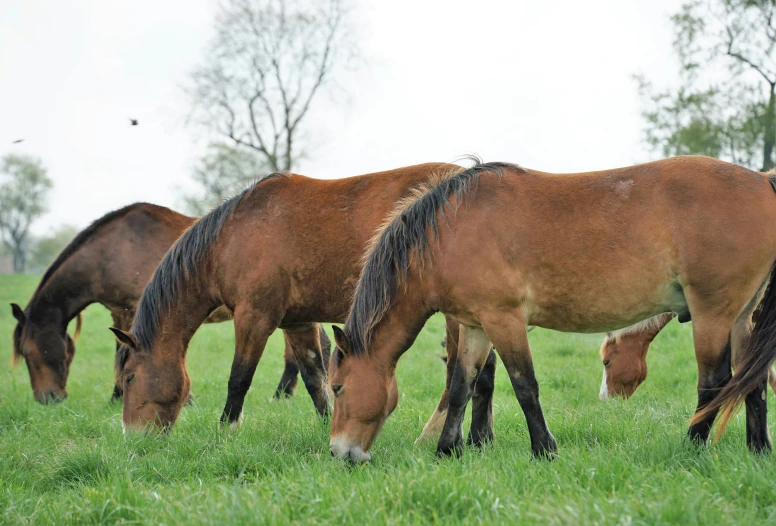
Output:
[
  {"xmin": 599, "ymin": 367, "xmax": 609, "ymax": 400},
  {"xmin": 229, "ymin": 411, "xmax": 244, "ymax": 430},
  {"xmin": 415, "ymin": 408, "xmax": 448, "ymax": 444},
  {"xmin": 307, "ymin": 349, "xmax": 317, "ymax": 360}
]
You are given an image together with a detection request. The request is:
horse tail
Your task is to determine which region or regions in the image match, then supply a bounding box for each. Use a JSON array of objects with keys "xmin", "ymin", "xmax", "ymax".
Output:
[
  {"xmin": 72, "ymin": 313, "xmax": 83, "ymax": 343},
  {"xmin": 690, "ymin": 263, "xmax": 776, "ymax": 436}
]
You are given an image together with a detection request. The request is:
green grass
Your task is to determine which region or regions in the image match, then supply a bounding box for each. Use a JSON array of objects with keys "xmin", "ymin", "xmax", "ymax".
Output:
[{"xmin": 2, "ymin": 273, "xmax": 776, "ymax": 525}]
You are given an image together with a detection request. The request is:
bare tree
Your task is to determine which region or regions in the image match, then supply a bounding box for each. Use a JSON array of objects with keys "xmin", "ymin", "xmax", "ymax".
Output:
[
  {"xmin": 187, "ymin": 0, "xmax": 359, "ymax": 172},
  {"xmin": 181, "ymin": 142, "xmax": 267, "ymax": 215},
  {"xmin": 0, "ymin": 154, "xmax": 53, "ymax": 273}
]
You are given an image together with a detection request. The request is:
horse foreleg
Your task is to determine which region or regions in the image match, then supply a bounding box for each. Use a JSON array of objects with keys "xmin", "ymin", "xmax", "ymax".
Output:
[
  {"xmin": 437, "ymin": 325, "xmax": 492, "ymax": 457},
  {"xmin": 221, "ymin": 311, "xmax": 275, "ymax": 428},
  {"xmin": 485, "ymin": 314, "xmax": 556, "ymax": 458}
]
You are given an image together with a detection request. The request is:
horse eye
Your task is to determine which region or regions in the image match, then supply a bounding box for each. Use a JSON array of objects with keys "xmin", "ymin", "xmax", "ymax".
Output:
[
  {"xmin": 331, "ymin": 384, "xmax": 343, "ymax": 397},
  {"xmin": 603, "ymin": 360, "xmax": 611, "ymax": 367},
  {"xmin": 126, "ymin": 373, "xmax": 135, "ymax": 385}
]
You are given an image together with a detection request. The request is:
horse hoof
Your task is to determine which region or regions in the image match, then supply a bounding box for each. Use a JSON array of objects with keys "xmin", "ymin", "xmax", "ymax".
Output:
[{"xmin": 436, "ymin": 442, "xmax": 463, "ymax": 458}]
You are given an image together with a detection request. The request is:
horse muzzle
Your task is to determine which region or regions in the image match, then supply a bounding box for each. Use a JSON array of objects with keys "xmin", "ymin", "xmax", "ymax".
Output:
[{"xmin": 329, "ymin": 435, "xmax": 372, "ymax": 463}]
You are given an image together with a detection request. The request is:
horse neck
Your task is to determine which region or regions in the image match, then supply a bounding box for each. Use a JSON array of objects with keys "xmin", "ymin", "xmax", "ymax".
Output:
[
  {"xmin": 139, "ymin": 276, "xmax": 222, "ymax": 361},
  {"xmin": 367, "ymin": 284, "xmax": 432, "ymax": 367},
  {"xmin": 27, "ymin": 266, "xmax": 96, "ymax": 327}
]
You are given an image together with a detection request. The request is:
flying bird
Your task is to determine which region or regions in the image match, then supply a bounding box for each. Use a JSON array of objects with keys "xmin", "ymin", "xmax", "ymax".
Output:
[
  {"xmin": 129, "ymin": 119, "xmax": 138, "ymax": 126},
  {"xmin": 11, "ymin": 139, "xmax": 23, "ymax": 144}
]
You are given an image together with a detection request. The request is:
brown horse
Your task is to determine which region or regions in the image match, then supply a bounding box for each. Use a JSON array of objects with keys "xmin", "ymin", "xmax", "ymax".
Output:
[
  {"xmin": 112, "ymin": 164, "xmax": 500, "ymax": 433},
  {"xmin": 10, "ymin": 202, "xmax": 323, "ymax": 403},
  {"xmin": 599, "ymin": 312, "xmax": 776, "ymax": 399},
  {"xmin": 329, "ymin": 156, "xmax": 776, "ymax": 462},
  {"xmin": 598, "ymin": 313, "xmax": 676, "ymax": 399}
]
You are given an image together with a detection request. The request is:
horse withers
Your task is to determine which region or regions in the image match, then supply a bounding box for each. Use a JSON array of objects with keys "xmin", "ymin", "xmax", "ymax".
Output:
[{"xmin": 329, "ymin": 156, "xmax": 776, "ymax": 462}]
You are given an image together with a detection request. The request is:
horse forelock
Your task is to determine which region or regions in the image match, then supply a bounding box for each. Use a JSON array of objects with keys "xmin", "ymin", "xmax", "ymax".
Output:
[
  {"xmin": 131, "ymin": 171, "xmax": 290, "ymax": 351},
  {"xmin": 11, "ymin": 323, "xmax": 23, "ymax": 367},
  {"xmin": 345, "ymin": 157, "xmax": 525, "ymax": 356}
]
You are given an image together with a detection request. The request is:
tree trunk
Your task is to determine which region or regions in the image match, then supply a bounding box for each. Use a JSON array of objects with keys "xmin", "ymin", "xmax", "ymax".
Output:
[
  {"xmin": 762, "ymin": 84, "xmax": 776, "ymax": 172},
  {"xmin": 13, "ymin": 248, "xmax": 24, "ymax": 273}
]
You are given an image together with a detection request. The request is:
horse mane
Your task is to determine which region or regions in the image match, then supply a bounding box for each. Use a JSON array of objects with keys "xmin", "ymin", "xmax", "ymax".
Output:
[
  {"xmin": 126, "ymin": 172, "xmax": 289, "ymax": 357},
  {"xmin": 344, "ymin": 156, "xmax": 525, "ymax": 355}
]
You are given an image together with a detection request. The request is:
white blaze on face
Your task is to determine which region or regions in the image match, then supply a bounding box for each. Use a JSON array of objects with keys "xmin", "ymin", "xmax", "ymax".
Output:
[{"xmin": 599, "ymin": 367, "xmax": 609, "ymax": 400}]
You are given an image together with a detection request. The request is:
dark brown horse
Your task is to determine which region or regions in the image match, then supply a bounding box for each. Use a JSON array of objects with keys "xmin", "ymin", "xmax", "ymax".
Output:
[
  {"xmin": 113, "ymin": 164, "xmax": 501, "ymax": 432},
  {"xmin": 10, "ymin": 203, "xmax": 324, "ymax": 403},
  {"xmin": 329, "ymin": 156, "xmax": 776, "ymax": 462}
]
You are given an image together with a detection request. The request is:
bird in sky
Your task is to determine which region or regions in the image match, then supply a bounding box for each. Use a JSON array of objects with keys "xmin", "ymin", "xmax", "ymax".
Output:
[
  {"xmin": 129, "ymin": 119, "xmax": 138, "ymax": 126},
  {"xmin": 11, "ymin": 139, "xmax": 23, "ymax": 144}
]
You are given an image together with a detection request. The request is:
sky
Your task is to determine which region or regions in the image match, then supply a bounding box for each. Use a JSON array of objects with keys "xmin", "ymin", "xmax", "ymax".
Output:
[{"xmin": 0, "ymin": 0, "xmax": 681, "ymax": 235}]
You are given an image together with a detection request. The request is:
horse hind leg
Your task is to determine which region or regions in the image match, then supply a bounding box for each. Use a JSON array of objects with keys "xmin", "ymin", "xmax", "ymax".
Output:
[
  {"xmin": 468, "ymin": 348, "xmax": 496, "ymax": 447},
  {"xmin": 687, "ymin": 315, "xmax": 734, "ymax": 445},
  {"xmin": 437, "ymin": 324, "xmax": 493, "ymax": 457},
  {"xmin": 282, "ymin": 323, "xmax": 330, "ymax": 417},
  {"xmin": 730, "ymin": 284, "xmax": 772, "ymax": 452}
]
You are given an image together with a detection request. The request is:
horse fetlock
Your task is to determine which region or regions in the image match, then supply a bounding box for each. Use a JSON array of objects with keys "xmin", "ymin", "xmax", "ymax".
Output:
[
  {"xmin": 228, "ymin": 411, "xmax": 244, "ymax": 430},
  {"xmin": 531, "ymin": 433, "xmax": 558, "ymax": 460}
]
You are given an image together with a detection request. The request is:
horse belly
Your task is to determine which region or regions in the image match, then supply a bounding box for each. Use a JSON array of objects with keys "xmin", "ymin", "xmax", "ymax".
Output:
[{"xmin": 523, "ymin": 275, "xmax": 686, "ymax": 333}]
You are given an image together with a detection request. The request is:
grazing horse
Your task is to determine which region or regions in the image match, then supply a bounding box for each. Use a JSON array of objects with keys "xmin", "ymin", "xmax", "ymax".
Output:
[
  {"xmin": 10, "ymin": 203, "xmax": 321, "ymax": 403},
  {"xmin": 329, "ymin": 156, "xmax": 776, "ymax": 462},
  {"xmin": 599, "ymin": 312, "xmax": 776, "ymax": 399},
  {"xmin": 112, "ymin": 164, "xmax": 497, "ymax": 433},
  {"xmin": 598, "ymin": 313, "xmax": 676, "ymax": 399}
]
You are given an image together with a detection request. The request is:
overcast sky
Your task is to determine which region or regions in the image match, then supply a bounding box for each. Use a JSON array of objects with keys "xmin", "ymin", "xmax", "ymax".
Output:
[{"xmin": 1, "ymin": 0, "xmax": 680, "ymax": 235}]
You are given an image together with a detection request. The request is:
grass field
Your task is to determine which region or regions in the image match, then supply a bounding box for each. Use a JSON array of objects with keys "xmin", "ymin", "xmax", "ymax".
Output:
[{"xmin": 2, "ymin": 274, "xmax": 776, "ymax": 524}]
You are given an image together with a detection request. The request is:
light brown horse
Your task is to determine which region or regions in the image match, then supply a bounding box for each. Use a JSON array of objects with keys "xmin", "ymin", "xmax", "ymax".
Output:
[
  {"xmin": 10, "ymin": 203, "xmax": 321, "ymax": 403},
  {"xmin": 329, "ymin": 156, "xmax": 776, "ymax": 462},
  {"xmin": 598, "ymin": 313, "xmax": 676, "ymax": 399},
  {"xmin": 112, "ymin": 164, "xmax": 500, "ymax": 434},
  {"xmin": 599, "ymin": 312, "xmax": 776, "ymax": 399}
]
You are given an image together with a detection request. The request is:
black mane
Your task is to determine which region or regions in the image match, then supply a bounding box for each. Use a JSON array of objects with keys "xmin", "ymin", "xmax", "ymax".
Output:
[
  {"xmin": 344, "ymin": 157, "xmax": 524, "ymax": 355},
  {"xmin": 28, "ymin": 203, "xmax": 151, "ymax": 310},
  {"xmin": 128, "ymin": 172, "xmax": 289, "ymax": 354}
]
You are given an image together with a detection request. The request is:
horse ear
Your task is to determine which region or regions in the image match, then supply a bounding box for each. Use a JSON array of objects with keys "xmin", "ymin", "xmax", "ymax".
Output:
[
  {"xmin": 109, "ymin": 327, "xmax": 137, "ymax": 349},
  {"xmin": 332, "ymin": 326, "xmax": 351, "ymax": 355},
  {"xmin": 10, "ymin": 303, "xmax": 25, "ymax": 325}
]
